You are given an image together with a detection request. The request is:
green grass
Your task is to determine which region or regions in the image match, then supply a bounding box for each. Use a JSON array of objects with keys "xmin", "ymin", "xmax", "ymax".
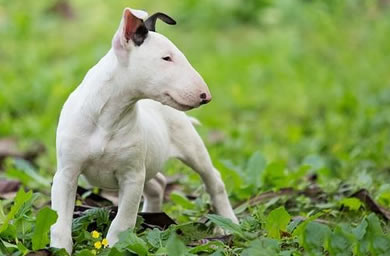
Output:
[{"xmin": 1, "ymin": 0, "xmax": 390, "ymax": 255}]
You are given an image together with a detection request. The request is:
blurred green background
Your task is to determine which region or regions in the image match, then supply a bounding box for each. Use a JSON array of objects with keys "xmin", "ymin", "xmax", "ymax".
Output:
[{"xmin": 1, "ymin": 0, "xmax": 390, "ymax": 202}]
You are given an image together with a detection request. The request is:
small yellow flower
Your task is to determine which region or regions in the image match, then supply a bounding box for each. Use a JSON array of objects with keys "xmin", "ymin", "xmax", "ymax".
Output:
[
  {"xmin": 102, "ymin": 238, "xmax": 109, "ymax": 248},
  {"xmin": 94, "ymin": 241, "xmax": 102, "ymax": 249},
  {"xmin": 91, "ymin": 250, "xmax": 97, "ymax": 255},
  {"xmin": 91, "ymin": 230, "xmax": 100, "ymax": 239}
]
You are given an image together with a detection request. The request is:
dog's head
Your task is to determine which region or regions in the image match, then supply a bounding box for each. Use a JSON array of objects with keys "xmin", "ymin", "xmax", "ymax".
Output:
[{"xmin": 112, "ymin": 8, "xmax": 211, "ymax": 111}]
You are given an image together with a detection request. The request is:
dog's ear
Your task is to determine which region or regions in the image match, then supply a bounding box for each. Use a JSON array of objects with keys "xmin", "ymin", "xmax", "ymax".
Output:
[
  {"xmin": 113, "ymin": 8, "xmax": 148, "ymax": 61},
  {"xmin": 145, "ymin": 12, "xmax": 176, "ymax": 32}
]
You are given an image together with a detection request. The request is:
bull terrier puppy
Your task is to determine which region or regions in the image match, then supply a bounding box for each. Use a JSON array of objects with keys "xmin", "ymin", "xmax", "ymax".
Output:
[{"xmin": 50, "ymin": 8, "xmax": 238, "ymax": 254}]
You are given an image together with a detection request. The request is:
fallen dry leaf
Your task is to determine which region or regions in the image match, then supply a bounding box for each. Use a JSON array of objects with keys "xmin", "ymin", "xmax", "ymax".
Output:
[
  {"xmin": 26, "ymin": 249, "xmax": 52, "ymax": 256},
  {"xmin": 351, "ymin": 188, "xmax": 390, "ymax": 220},
  {"xmin": 0, "ymin": 137, "xmax": 46, "ymax": 169},
  {"xmin": 0, "ymin": 179, "xmax": 20, "ymax": 199},
  {"xmin": 235, "ymin": 188, "xmax": 296, "ymax": 209},
  {"xmin": 47, "ymin": 0, "xmax": 75, "ymax": 19}
]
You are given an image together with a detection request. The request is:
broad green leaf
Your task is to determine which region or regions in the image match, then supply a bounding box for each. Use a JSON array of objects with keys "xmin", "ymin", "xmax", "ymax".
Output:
[
  {"xmin": 372, "ymin": 235, "xmax": 390, "ymax": 254},
  {"xmin": 366, "ymin": 213, "xmax": 384, "ymax": 237},
  {"xmin": 50, "ymin": 248, "xmax": 70, "ymax": 256},
  {"xmin": 262, "ymin": 161, "xmax": 287, "ymax": 189},
  {"xmin": 32, "ymin": 207, "xmax": 58, "ymax": 250},
  {"xmin": 210, "ymin": 249, "xmax": 224, "ymax": 256},
  {"xmin": 328, "ymin": 226, "xmax": 353, "ymax": 255},
  {"xmin": 241, "ymin": 238, "xmax": 280, "ymax": 256},
  {"xmin": 245, "ymin": 151, "xmax": 266, "ymax": 188},
  {"xmin": 293, "ymin": 211, "xmax": 324, "ymax": 238},
  {"xmin": 115, "ymin": 230, "xmax": 148, "ymax": 256},
  {"xmin": 352, "ymin": 219, "xmax": 367, "ymax": 240},
  {"xmin": 97, "ymin": 248, "xmax": 122, "ymax": 256},
  {"xmin": 166, "ymin": 233, "xmax": 187, "ymax": 256},
  {"xmin": 0, "ymin": 188, "xmax": 33, "ymax": 233},
  {"xmin": 339, "ymin": 198, "xmax": 362, "ymax": 211},
  {"xmin": 303, "ymin": 222, "xmax": 331, "ymax": 254},
  {"xmin": 107, "ymin": 247, "xmax": 124, "ymax": 256},
  {"xmin": 170, "ymin": 192, "xmax": 196, "ymax": 210},
  {"xmin": 207, "ymin": 214, "xmax": 245, "ymax": 238},
  {"xmin": 265, "ymin": 206, "xmax": 291, "ymax": 239},
  {"xmin": 146, "ymin": 228, "xmax": 162, "ymax": 248},
  {"xmin": 217, "ymin": 160, "xmax": 244, "ymax": 196},
  {"xmin": 175, "ymin": 222, "xmax": 213, "ymax": 242}
]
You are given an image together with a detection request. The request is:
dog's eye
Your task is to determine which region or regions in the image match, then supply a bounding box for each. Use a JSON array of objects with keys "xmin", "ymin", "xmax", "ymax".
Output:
[{"xmin": 162, "ymin": 56, "xmax": 172, "ymax": 62}]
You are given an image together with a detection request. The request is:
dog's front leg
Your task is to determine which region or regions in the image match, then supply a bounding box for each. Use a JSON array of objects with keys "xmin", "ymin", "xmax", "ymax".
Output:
[
  {"xmin": 106, "ymin": 168, "xmax": 145, "ymax": 246},
  {"xmin": 50, "ymin": 166, "xmax": 80, "ymax": 254}
]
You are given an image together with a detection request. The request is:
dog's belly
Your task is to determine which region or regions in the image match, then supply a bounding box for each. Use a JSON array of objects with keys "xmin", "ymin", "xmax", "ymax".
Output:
[
  {"xmin": 82, "ymin": 159, "xmax": 120, "ymax": 190},
  {"xmin": 81, "ymin": 134, "xmax": 169, "ymax": 190}
]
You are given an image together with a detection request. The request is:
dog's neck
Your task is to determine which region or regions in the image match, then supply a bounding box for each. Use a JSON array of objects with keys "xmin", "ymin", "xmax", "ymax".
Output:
[{"xmin": 81, "ymin": 49, "xmax": 141, "ymax": 132}]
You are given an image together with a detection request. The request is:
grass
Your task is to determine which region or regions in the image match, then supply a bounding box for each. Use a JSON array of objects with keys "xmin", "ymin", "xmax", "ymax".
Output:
[{"xmin": 1, "ymin": 0, "xmax": 390, "ymax": 255}]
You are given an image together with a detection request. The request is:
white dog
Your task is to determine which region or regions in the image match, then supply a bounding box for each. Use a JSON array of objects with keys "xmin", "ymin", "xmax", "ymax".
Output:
[{"xmin": 50, "ymin": 8, "xmax": 238, "ymax": 254}]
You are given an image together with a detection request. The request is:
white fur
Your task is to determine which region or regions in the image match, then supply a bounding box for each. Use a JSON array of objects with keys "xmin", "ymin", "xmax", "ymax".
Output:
[{"xmin": 50, "ymin": 8, "xmax": 238, "ymax": 254}]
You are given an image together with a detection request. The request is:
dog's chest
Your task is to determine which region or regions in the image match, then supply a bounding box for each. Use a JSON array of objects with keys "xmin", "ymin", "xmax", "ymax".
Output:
[{"xmin": 81, "ymin": 127, "xmax": 143, "ymax": 190}]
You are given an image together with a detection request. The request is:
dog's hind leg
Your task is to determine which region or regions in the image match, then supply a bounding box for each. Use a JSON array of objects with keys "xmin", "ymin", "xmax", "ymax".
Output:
[
  {"xmin": 142, "ymin": 172, "xmax": 167, "ymax": 212},
  {"xmin": 172, "ymin": 123, "xmax": 238, "ymax": 224}
]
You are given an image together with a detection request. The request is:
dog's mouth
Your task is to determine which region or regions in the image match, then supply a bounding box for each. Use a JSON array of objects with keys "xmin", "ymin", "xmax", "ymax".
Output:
[{"xmin": 164, "ymin": 93, "xmax": 195, "ymax": 111}]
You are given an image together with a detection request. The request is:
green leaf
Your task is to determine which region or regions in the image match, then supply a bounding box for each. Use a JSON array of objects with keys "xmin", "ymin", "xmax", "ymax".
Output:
[
  {"xmin": 293, "ymin": 211, "xmax": 324, "ymax": 238},
  {"xmin": 97, "ymin": 248, "xmax": 122, "ymax": 256},
  {"xmin": 207, "ymin": 214, "xmax": 245, "ymax": 238},
  {"xmin": 32, "ymin": 206, "xmax": 58, "ymax": 250},
  {"xmin": 166, "ymin": 233, "xmax": 187, "ymax": 256},
  {"xmin": 241, "ymin": 238, "xmax": 280, "ymax": 256},
  {"xmin": 0, "ymin": 188, "xmax": 33, "ymax": 233},
  {"xmin": 287, "ymin": 218, "xmax": 302, "ymax": 233},
  {"xmin": 115, "ymin": 230, "xmax": 148, "ymax": 256},
  {"xmin": 245, "ymin": 151, "xmax": 266, "ymax": 188},
  {"xmin": 303, "ymin": 222, "xmax": 331, "ymax": 254},
  {"xmin": 16, "ymin": 242, "xmax": 28, "ymax": 254},
  {"xmin": 366, "ymin": 213, "xmax": 384, "ymax": 237},
  {"xmin": 262, "ymin": 161, "xmax": 287, "ymax": 189},
  {"xmin": 328, "ymin": 225, "xmax": 353, "ymax": 255},
  {"xmin": 265, "ymin": 206, "xmax": 291, "ymax": 239},
  {"xmin": 339, "ymin": 198, "xmax": 362, "ymax": 211},
  {"xmin": 352, "ymin": 218, "xmax": 367, "ymax": 240},
  {"xmin": 372, "ymin": 235, "xmax": 390, "ymax": 254},
  {"xmin": 74, "ymin": 249, "xmax": 95, "ymax": 256},
  {"xmin": 170, "ymin": 192, "xmax": 196, "ymax": 210},
  {"xmin": 146, "ymin": 228, "xmax": 162, "ymax": 248},
  {"xmin": 189, "ymin": 240, "xmax": 224, "ymax": 254},
  {"xmin": 50, "ymin": 248, "xmax": 70, "ymax": 256},
  {"xmin": 218, "ymin": 160, "xmax": 244, "ymax": 196}
]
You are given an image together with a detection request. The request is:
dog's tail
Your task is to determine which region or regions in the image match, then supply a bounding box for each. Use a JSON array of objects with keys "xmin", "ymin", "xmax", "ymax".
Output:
[{"xmin": 188, "ymin": 116, "xmax": 201, "ymax": 126}]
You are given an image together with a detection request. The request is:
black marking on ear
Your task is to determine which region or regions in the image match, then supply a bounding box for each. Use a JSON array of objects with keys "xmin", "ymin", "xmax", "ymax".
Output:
[
  {"xmin": 145, "ymin": 12, "xmax": 176, "ymax": 32},
  {"xmin": 132, "ymin": 25, "xmax": 148, "ymax": 46}
]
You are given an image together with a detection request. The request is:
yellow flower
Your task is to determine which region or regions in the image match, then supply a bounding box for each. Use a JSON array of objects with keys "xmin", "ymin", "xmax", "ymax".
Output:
[
  {"xmin": 102, "ymin": 238, "xmax": 109, "ymax": 248},
  {"xmin": 91, "ymin": 230, "xmax": 100, "ymax": 239},
  {"xmin": 94, "ymin": 241, "xmax": 102, "ymax": 249},
  {"xmin": 91, "ymin": 250, "xmax": 97, "ymax": 255}
]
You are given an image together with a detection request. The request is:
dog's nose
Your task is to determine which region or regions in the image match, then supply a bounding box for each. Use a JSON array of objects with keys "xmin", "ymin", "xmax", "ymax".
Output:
[{"xmin": 200, "ymin": 92, "xmax": 212, "ymax": 105}]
